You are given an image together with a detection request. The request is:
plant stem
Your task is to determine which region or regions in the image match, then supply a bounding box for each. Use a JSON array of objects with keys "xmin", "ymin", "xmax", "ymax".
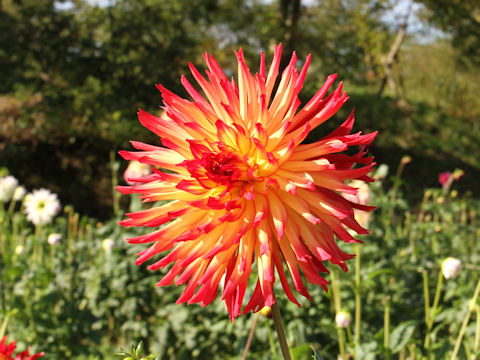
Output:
[
  {"xmin": 0, "ymin": 312, "xmax": 10, "ymax": 339},
  {"xmin": 451, "ymin": 277, "xmax": 480, "ymax": 360},
  {"xmin": 242, "ymin": 312, "xmax": 259, "ymax": 360},
  {"xmin": 423, "ymin": 271, "xmax": 431, "ymax": 329},
  {"xmin": 384, "ymin": 297, "xmax": 391, "ymax": 360},
  {"xmin": 110, "ymin": 151, "xmax": 120, "ymax": 216},
  {"xmin": 331, "ymin": 269, "xmax": 347, "ymax": 360},
  {"xmin": 266, "ymin": 320, "xmax": 278, "ymax": 357},
  {"xmin": 425, "ymin": 271, "xmax": 443, "ymax": 349},
  {"xmin": 271, "ymin": 301, "xmax": 292, "ymax": 360},
  {"xmin": 354, "ymin": 243, "xmax": 362, "ymax": 348},
  {"xmin": 474, "ymin": 305, "xmax": 480, "ymax": 359}
]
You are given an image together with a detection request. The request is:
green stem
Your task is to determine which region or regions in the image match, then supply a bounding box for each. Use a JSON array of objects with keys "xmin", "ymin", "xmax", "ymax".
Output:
[
  {"xmin": 331, "ymin": 269, "xmax": 347, "ymax": 359},
  {"xmin": 384, "ymin": 297, "xmax": 391, "ymax": 360},
  {"xmin": 423, "ymin": 271, "xmax": 431, "ymax": 329},
  {"xmin": 271, "ymin": 301, "xmax": 292, "ymax": 360},
  {"xmin": 331, "ymin": 269, "xmax": 342, "ymax": 314},
  {"xmin": 336, "ymin": 327, "xmax": 347, "ymax": 360},
  {"xmin": 474, "ymin": 306, "xmax": 480, "ymax": 358},
  {"xmin": 354, "ymin": 243, "xmax": 362, "ymax": 348},
  {"xmin": 110, "ymin": 151, "xmax": 120, "ymax": 216},
  {"xmin": 266, "ymin": 320, "xmax": 278, "ymax": 357},
  {"xmin": 0, "ymin": 313, "xmax": 10, "ymax": 339},
  {"xmin": 451, "ymin": 277, "xmax": 480, "ymax": 360},
  {"xmin": 425, "ymin": 271, "xmax": 443, "ymax": 349}
]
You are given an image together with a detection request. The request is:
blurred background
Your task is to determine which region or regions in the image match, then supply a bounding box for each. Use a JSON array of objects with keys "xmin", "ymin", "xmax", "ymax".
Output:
[{"xmin": 1, "ymin": 0, "xmax": 479, "ymax": 219}]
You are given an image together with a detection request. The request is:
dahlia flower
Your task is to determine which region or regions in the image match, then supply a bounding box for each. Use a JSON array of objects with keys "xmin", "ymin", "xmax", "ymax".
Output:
[
  {"xmin": 343, "ymin": 180, "xmax": 371, "ymax": 228},
  {"xmin": 438, "ymin": 172, "xmax": 451, "ymax": 188},
  {"xmin": 0, "ymin": 335, "xmax": 44, "ymax": 360},
  {"xmin": 0, "ymin": 176, "xmax": 18, "ymax": 202},
  {"xmin": 118, "ymin": 44, "xmax": 376, "ymax": 319},
  {"xmin": 24, "ymin": 189, "xmax": 61, "ymax": 226}
]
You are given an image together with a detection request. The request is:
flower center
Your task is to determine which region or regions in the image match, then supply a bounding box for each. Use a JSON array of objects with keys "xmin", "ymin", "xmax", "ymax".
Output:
[
  {"xmin": 0, "ymin": 354, "xmax": 9, "ymax": 360},
  {"xmin": 202, "ymin": 152, "xmax": 241, "ymax": 185}
]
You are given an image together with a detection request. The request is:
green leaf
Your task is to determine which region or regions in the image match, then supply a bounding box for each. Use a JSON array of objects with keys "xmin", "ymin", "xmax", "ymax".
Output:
[
  {"xmin": 290, "ymin": 344, "xmax": 313, "ymax": 359},
  {"xmin": 355, "ymin": 341, "xmax": 378, "ymax": 360},
  {"xmin": 312, "ymin": 347, "xmax": 324, "ymax": 360},
  {"xmin": 389, "ymin": 321, "xmax": 418, "ymax": 353}
]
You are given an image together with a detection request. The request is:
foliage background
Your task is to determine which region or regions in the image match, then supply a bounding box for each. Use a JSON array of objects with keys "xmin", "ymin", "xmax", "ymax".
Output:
[{"xmin": 1, "ymin": 0, "xmax": 479, "ymax": 218}]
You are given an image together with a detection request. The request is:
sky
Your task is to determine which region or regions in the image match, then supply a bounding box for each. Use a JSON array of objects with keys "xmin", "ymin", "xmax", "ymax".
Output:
[{"xmin": 54, "ymin": 0, "xmax": 443, "ymax": 43}]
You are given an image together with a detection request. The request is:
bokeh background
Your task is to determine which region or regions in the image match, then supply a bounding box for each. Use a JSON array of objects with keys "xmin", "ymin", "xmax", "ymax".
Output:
[{"xmin": 1, "ymin": 0, "xmax": 479, "ymax": 219}]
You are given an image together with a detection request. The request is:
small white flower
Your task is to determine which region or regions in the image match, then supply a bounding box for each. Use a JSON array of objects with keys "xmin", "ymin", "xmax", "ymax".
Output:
[
  {"xmin": 47, "ymin": 233, "xmax": 62, "ymax": 245},
  {"xmin": 24, "ymin": 188, "xmax": 61, "ymax": 225},
  {"xmin": 0, "ymin": 176, "xmax": 18, "ymax": 202},
  {"xmin": 335, "ymin": 311, "xmax": 352, "ymax": 328},
  {"xmin": 442, "ymin": 257, "xmax": 462, "ymax": 279},
  {"xmin": 15, "ymin": 245, "xmax": 25, "ymax": 255},
  {"xmin": 102, "ymin": 238, "xmax": 115, "ymax": 252},
  {"xmin": 12, "ymin": 186, "xmax": 27, "ymax": 201}
]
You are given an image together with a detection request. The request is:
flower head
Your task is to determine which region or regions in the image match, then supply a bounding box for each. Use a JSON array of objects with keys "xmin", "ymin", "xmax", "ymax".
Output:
[
  {"xmin": 118, "ymin": 44, "xmax": 376, "ymax": 319},
  {"xmin": 438, "ymin": 169, "xmax": 464, "ymax": 189},
  {"xmin": 0, "ymin": 335, "xmax": 44, "ymax": 360},
  {"xmin": 124, "ymin": 161, "xmax": 152, "ymax": 185},
  {"xmin": 438, "ymin": 172, "xmax": 451, "ymax": 188},
  {"xmin": 24, "ymin": 189, "xmax": 61, "ymax": 226},
  {"xmin": 442, "ymin": 257, "xmax": 461, "ymax": 279},
  {"xmin": 0, "ymin": 176, "xmax": 18, "ymax": 202},
  {"xmin": 47, "ymin": 233, "xmax": 62, "ymax": 245}
]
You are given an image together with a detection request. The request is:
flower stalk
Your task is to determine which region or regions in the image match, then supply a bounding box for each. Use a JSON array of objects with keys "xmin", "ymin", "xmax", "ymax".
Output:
[
  {"xmin": 354, "ymin": 243, "xmax": 362, "ymax": 347},
  {"xmin": 384, "ymin": 297, "xmax": 391, "ymax": 360},
  {"xmin": 451, "ymin": 277, "xmax": 480, "ymax": 360},
  {"xmin": 271, "ymin": 301, "xmax": 292, "ymax": 360},
  {"xmin": 424, "ymin": 270, "xmax": 443, "ymax": 349}
]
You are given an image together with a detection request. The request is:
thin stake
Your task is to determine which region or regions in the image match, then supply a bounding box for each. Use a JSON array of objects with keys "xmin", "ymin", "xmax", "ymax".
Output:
[{"xmin": 241, "ymin": 312, "xmax": 260, "ymax": 360}]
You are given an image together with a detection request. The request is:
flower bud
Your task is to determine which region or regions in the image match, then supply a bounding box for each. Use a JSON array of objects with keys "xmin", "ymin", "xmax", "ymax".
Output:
[
  {"xmin": 12, "ymin": 186, "xmax": 26, "ymax": 201},
  {"xmin": 47, "ymin": 233, "xmax": 62, "ymax": 245},
  {"xmin": 400, "ymin": 155, "xmax": 412, "ymax": 165},
  {"xmin": 0, "ymin": 175, "xmax": 18, "ymax": 202},
  {"xmin": 259, "ymin": 306, "xmax": 272, "ymax": 318},
  {"xmin": 124, "ymin": 161, "xmax": 152, "ymax": 185},
  {"xmin": 442, "ymin": 257, "xmax": 461, "ymax": 279},
  {"xmin": 102, "ymin": 238, "xmax": 115, "ymax": 252},
  {"xmin": 15, "ymin": 245, "xmax": 25, "ymax": 255},
  {"xmin": 335, "ymin": 311, "xmax": 352, "ymax": 328}
]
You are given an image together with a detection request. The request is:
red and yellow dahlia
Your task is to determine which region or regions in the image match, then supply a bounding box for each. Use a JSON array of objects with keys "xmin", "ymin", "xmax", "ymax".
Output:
[
  {"xmin": 118, "ymin": 44, "xmax": 376, "ymax": 319},
  {"xmin": 0, "ymin": 336, "xmax": 44, "ymax": 360}
]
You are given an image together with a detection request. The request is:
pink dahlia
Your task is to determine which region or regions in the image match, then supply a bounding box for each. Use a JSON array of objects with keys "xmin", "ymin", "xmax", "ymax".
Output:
[{"xmin": 118, "ymin": 44, "xmax": 377, "ymax": 319}]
